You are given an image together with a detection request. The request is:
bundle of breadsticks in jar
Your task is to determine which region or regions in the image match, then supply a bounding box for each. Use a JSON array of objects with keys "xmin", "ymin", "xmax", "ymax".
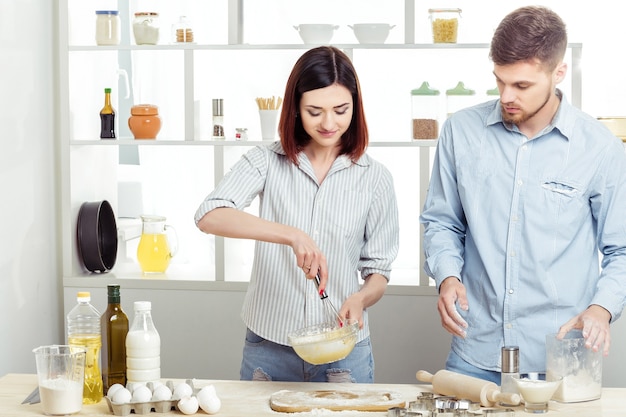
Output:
[{"xmin": 255, "ymin": 96, "xmax": 283, "ymax": 111}]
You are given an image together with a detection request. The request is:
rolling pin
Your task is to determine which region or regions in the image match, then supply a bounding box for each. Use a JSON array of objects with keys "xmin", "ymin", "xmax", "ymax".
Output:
[{"xmin": 416, "ymin": 369, "xmax": 521, "ymax": 407}]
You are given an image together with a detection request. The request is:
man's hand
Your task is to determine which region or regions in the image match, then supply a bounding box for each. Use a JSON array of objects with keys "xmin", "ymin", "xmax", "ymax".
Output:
[
  {"xmin": 437, "ymin": 276, "xmax": 469, "ymax": 338},
  {"xmin": 557, "ymin": 304, "xmax": 612, "ymax": 356}
]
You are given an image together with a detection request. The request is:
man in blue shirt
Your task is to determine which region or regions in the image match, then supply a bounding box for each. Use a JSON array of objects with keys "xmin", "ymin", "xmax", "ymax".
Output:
[{"xmin": 420, "ymin": 5, "xmax": 626, "ymax": 383}]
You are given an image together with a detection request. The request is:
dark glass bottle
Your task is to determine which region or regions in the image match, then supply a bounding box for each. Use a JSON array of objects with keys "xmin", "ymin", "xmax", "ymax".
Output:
[
  {"xmin": 100, "ymin": 87, "xmax": 116, "ymax": 139},
  {"xmin": 100, "ymin": 284, "xmax": 129, "ymax": 394}
]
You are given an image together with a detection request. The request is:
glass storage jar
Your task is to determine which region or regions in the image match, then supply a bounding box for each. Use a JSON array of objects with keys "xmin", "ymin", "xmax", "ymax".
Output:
[
  {"xmin": 95, "ymin": 10, "xmax": 120, "ymax": 45},
  {"xmin": 133, "ymin": 12, "xmax": 160, "ymax": 45},
  {"xmin": 411, "ymin": 82, "xmax": 440, "ymax": 140},
  {"xmin": 428, "ymin": 8, "xmax": 461, "ymax": 43},
  {"xmin": 446, "ymin": 81, "xmax": 476, "ymax": 118},
  {"xmin": 172, "ymin": 16, "xmax": 194, "ymax": 43}
]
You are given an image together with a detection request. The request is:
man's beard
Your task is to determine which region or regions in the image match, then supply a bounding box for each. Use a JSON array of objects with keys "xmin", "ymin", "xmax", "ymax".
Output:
[{"xmin": 501, "ymin": 90, "xmax": 551, "ymax": 125}]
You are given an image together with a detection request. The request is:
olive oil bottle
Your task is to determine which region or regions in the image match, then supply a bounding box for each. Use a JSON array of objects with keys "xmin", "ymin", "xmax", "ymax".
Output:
[{"xmin": 101, "ymin": 284, "xmax": 129, "ymax": 394}]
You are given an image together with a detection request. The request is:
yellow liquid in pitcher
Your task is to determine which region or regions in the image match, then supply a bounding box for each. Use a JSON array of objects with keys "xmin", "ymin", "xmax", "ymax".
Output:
[
  {"xmin": 137, "ymin": 233, "xmax": 171, "ymax": 273},
  {"xmin": 68, "ymin": 334, "xmax": 103, "ymax": 404}
]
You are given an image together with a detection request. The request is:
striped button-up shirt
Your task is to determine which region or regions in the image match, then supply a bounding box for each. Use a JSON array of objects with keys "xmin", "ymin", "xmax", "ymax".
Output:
[
  {"xmin": 420, "ymin": 92, "xmax": 626, "ymax": 373},
  {"xmin": 195, "ymin": 142, "xmax": 399, "ymax": 345}
]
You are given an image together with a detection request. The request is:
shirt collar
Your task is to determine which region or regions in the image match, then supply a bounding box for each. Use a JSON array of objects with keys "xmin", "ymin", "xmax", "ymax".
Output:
[
  {"xmin": 268, "ymin": 140, "xmax": 368, "ymax": 168},
  {"xmin": 486, "ymin": 89, "xmax": 574, "ymax": 141}
]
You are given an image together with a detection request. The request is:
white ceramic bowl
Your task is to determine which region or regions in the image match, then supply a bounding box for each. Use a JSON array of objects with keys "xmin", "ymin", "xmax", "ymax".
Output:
[
  {"xmin": 288, "ymin": 320, "xmax": 358, "ymax": 365},
  {"xmin": 293, "ymin": 24, "xmax": 338, "ymax": 44},
  {"xmin": 349, "ymin": 23, "xmax": 396, "ymax": 44}
]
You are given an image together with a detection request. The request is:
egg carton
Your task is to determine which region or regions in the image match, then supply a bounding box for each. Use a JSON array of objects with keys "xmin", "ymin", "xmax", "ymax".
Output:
[{"xmin": 105, "ymin": 379, "xmax": 198, "ymax": 416}]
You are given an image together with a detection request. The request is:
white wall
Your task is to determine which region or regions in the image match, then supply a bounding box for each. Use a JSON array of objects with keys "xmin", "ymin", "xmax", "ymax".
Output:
[
  {"xmin": 0, "ymin": 0, "xmax": 61, "ymax": 376},
  {"xmin": 2, "ymin": 0, "xmax": 626, "ymax": 387}
]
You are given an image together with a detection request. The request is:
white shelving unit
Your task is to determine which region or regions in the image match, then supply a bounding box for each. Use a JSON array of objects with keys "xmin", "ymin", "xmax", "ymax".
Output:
[{"xmin": 58, "ymin": 1, "xmax": 582, "ymax": 293}]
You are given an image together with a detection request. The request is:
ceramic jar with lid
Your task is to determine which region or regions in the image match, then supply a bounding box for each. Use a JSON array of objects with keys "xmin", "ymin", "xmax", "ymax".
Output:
[
  {"xmin": 129, "ymin": 104, "xmax": 161, "ymax": 140},
  {"xmin": 133, "ymin": 12, "xmax": 160, "ymax": 45}
]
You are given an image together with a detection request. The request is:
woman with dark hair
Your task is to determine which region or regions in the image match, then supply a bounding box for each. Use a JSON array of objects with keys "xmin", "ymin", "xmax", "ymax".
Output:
[{"xmin": 194, "ymin": 46, "xmax": 399, "ymax": 383}]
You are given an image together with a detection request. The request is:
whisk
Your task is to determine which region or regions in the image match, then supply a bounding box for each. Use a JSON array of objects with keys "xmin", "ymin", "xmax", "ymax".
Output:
[{"xmin": 314, "ymin": 272, "xmax": 344, "ymax": 327}]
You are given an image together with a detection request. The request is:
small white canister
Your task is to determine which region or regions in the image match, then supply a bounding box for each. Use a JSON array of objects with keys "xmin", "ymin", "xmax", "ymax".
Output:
[{"xmin": 95, "ymin": 10, "xmax": 121, "ymax": 45}]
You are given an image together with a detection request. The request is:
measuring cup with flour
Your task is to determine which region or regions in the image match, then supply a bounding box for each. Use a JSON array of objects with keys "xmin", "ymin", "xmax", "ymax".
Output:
[
  {"xmin": 545, "ymin": 330, "xmax": 602, "ymax": 402},
  {"xmin": 33, "ymin": 345, "xmax": 86, "ymax": 415}
]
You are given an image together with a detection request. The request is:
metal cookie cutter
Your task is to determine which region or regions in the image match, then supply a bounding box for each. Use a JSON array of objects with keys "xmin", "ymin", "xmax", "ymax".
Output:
[
  {"xmin": 388, "ymin": 406, "xmax": 407, "ymax": 417},
  {"xmin": 483, "ymin": 408, "xmax": 516, "ymax": 416}
]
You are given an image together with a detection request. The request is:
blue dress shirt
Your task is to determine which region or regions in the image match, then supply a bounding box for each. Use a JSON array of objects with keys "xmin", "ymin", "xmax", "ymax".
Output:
[{"xmin": 420, "ymin": 92, "xmax": 626, "ymax": 373}]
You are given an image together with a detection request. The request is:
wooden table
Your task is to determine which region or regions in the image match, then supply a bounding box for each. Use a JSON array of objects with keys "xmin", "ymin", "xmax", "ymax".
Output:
[{"xmin": 1, "ymin": 373, "xmax": 623, "ymax": 416}]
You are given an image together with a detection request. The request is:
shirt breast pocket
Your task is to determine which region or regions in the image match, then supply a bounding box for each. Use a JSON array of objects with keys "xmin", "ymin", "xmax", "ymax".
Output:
[{"xmin": 539, "ymin": 177, "xmax": 588, "ymax": 218}]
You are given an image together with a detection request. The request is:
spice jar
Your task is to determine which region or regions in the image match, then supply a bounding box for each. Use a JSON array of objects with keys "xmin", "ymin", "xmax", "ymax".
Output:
[
  {"xmin": 446, "ymin": 81, "xmax": 476, "ymax": 118},
  {"xmin": 411, "ymin": 82, "xmax": 440, "ymax": 140},
  {"xmin": 428, "ymin": 8, "xmax": 461, "ymax": 43},
  {"xmin": 172, "ymin": 16, "xmax": 194, "ymax": 43},
  {"xmin": 95, "ymin": 10, "xmax": 120, "ymax": 46},
  {"xmin": 128, "ymin": 104, "xmax": 162, "ymax": 140},
  {"xmin": 133, "ymin": 12, "xmax": 160, "ymax": 45},
  {"xmin": 235, "ymin": 128, "xmax": 248, "ymax": 141}
]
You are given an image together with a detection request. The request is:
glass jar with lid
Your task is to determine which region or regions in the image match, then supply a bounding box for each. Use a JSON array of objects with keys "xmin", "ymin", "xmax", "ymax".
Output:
[
  {"xmin": 411, "ymin": 82, "xmax": 441, "ymax": 140},
  {"xmin": 95, "ymin": 10, "xmax": 120, "ymax": 45},
  {"xmin": 172, "ymin": 16, "xmax": 194, "ymax": 43},
  {"xmin": 133, "ymin": 12, "xmax": 160, "ymax": 45},
  {"xmin": 428, "ymin": 8, "xmax": 462, "ymax": 43},
  {"xmin": 446, "ymin": 81, "xmax": 476, "ymax": 118}
]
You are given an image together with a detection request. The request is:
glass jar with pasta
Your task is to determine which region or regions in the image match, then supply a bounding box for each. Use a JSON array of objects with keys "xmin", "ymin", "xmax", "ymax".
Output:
[{"xmin": 428, "ymin": 8, "xmax": 461, "ymax": 43}]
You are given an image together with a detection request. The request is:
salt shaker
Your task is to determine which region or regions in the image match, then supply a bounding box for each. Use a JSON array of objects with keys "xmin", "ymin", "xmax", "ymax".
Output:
[{"xmin": 500, "ymin": 346, "xmax": 520, "ymax": 406}]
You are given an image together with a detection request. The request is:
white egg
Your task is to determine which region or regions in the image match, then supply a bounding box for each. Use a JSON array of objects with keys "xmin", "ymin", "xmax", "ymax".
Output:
[
  {"xmin": 131, "ymin": 385, "xmax": 152, "ymax": 403},
  {"xmin": 111, "ymin": 387, "xmax": 132, "ymax": 404},
  {"xmin": 151, "ymin": 384, "xmax": 173, "ymax": 401},
  {"xmin": 146, "ymin": 380, "xmax": 163, "ymax": 392},
  {"xmin": 177, "ymin": 395, "xmax": 199, "ymax": 415},
  {"xmin": 197, "ymin": 384, "xmax": 216, "ymax": 399},
  {"xmin": 173, "ymin": 382, "xmax": 193, "ymax": 399},
  {"xmin": 106, "ymin": 383, "xmax": 124, "ymax": 400},
  {"xmin": 198, "ymin": 393, "xmax": 221, "ymax": 414},
  {"xmin": 126, "ymin": 382, "xmax": 145, "ymax": 394}
]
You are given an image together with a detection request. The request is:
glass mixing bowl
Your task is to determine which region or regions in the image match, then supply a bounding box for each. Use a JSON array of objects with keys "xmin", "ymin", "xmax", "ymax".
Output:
[{"xmin": 288, "ymin": 320, "xmax": 358, "ymax": 365}]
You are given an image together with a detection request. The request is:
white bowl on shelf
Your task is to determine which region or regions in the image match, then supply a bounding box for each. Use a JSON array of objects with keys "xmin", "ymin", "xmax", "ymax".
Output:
[
  {"xmin": 293, "ymin": 24, "xmax": 338, "ymax": 44},
  {"xmin": 349, "ymin": 23, "xmax": 396, "ymax": 44}
]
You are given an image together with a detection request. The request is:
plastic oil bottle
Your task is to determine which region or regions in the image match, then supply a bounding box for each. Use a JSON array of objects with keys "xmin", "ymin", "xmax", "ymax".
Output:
[
  {"xmin": 126, "ymin": 301, "xmax": 161, "ymax": 384},
  {"xmin": 67, "ymin": 291, "xmax": 104, "ymax": 404},
  {"xmin": 100, "ymin": 284, "xmax": 129, "ymax": 394}
]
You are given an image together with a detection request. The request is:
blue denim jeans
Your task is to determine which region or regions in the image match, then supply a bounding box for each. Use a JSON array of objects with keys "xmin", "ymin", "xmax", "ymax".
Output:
[
  {"xmin": 240, "ymin": 328, "xmax": 374, "ymax": 383},
  {"xmin": 445, "ymin": 350, "xmax": 501, "ymax": 384}
]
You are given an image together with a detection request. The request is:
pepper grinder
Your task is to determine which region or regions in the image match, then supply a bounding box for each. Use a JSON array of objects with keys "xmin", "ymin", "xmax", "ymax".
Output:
[
  {"xmin": 500, "ymin": 346, "xmax": 520, "ymax": 406},
  {"xmin": 212, "ymin": 98, "xmax": 225, "ymax": 140}
]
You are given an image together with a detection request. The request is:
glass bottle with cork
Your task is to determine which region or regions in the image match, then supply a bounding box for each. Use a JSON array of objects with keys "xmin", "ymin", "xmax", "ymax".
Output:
[
  {"xmin": 100, "ymin": 284, "xmax": 129, "ymax": 394},
  {"xmin": 100, "ymin": 87, "xmax": 116, "ymax": 139}
]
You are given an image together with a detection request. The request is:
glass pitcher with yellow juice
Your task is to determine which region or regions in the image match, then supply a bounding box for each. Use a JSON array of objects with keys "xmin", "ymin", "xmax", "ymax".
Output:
[{"xmin": 137, "ymin": 215, "xmax": 177, "ymax": 274}]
